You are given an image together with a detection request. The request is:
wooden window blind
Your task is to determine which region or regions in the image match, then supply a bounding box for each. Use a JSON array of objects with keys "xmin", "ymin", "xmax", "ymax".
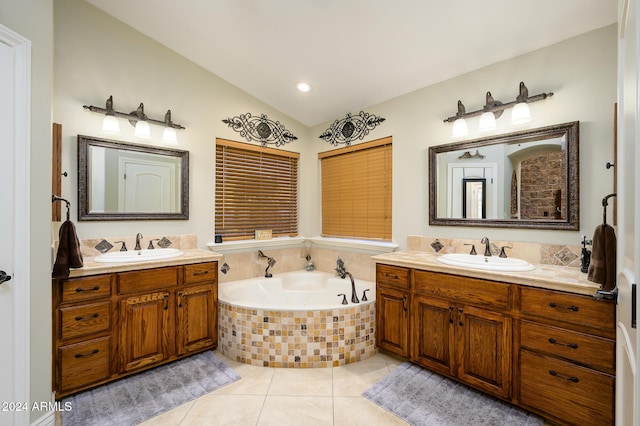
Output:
[
  {"xmin": 319, "ymin": 137, "xmax": 392, "ymax": 240},
  {"xmin": 215, "ymin": 139, "xmax": 299, "ymax": 240}
]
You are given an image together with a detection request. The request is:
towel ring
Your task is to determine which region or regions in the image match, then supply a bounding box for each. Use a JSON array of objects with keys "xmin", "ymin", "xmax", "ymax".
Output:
[
  {"xmin": 601, "ymin": 193, "xmax": 617, "ymax": 225},
  {"xmin": 52, "ymin": 194, "xmax": 71, "ymax": 221}
]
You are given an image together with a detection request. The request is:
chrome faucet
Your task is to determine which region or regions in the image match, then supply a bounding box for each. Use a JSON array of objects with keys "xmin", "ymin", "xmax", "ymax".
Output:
[
  {"xmin": 335, "ymin": 258, "xmax": 359, "ymax": 304},
  {"xmin": 135, "ymin": 233, "xmax": 143, "ymax": 251},
  {"xmin": 257, "ymin": 250, "xmax": 276, "ymax": 278},
  {"xmin": 480, "ymin": 237, "xmax": 492, "ymax": 256}
]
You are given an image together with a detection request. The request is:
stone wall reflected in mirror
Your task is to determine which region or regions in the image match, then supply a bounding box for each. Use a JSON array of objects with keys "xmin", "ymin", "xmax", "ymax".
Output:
[{"xmin": 429, "ymin": 122, "xmax": 579, "ymax": 230}]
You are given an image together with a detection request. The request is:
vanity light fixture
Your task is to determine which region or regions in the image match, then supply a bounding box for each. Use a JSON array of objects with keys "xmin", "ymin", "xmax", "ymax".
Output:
[
  {"xmin": 444, "ymin": 82, "xmax": 552, "ymax": 137},
  {"xmin": 83, "ymin": 96, "xmax": 186, "ymax": 142}
]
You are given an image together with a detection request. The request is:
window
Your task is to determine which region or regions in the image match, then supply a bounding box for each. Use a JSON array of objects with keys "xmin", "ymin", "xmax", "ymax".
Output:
[
  {"xmin": 215, "ymin": 138, "xmax": 299, "ymax": 240},
  {"xmin": 319, "ymin": 136, "xmax": 392, "ymax": 240}
]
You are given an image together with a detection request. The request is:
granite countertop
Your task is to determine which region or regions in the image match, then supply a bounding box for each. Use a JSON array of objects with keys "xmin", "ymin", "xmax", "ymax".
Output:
[
  {"xmin": 67, "ymin": 249, "xmax": 223, "ymax": 278},
  {"xmin": 371, "ymin": 251, "xmax": 602, "ymax": 296}
]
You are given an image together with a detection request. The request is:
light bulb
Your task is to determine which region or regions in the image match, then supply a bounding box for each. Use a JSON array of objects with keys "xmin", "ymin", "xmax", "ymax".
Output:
[
  {"xmin": 511, "ymin": 102, "xmax": 531, "ymax": 125},
  {"xmin": 296, "ymin": 82, "xmax": 312, "ymax": 92},
  {"xmin": 134, "ymin": 120, "xmax": 151, "ymax": 138},
  {"xmin": 451, "ymin": 118, "xmax": 468, "ymax": 138},
  {"xmin": 479, "ymin": 112, "xmax": 496, "ymax": 132},
  {"xmin": 163, "ymin": 127, "xmax": 178, "ymax": 144},
  {"xmin": 102, "ymin": 115, "xmax": 120, "ymax": 133}
]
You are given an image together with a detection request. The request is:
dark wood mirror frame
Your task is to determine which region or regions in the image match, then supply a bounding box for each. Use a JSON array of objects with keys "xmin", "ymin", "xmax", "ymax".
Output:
[
  {"xmin": 78, "ymin": 135, "xmax": 189, "ymax": 221},
  {"xmin": 429, "ymin": 121, "xmax": 579, "ymax": 230}
]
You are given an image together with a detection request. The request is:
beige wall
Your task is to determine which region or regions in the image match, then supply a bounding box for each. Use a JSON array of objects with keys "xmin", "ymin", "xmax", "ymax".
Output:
[
  {"xmin": 55, "ymin": 0, "xmax": 616, "ymax": 252},
  {"xmin": 54, "ymin": 0, "xmax": 312, "ymax": 246},
  {"xmin": 0, "ymin": 0, "xmax": 54, "ymax": 422},
  {"xmin": 309, "ymin": 24, "xmax": 617, "ymax": 249}
]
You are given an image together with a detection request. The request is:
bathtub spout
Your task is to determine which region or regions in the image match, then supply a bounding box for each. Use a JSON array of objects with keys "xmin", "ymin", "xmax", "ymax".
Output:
[{"xmin": 258, "ymin": 250, "xmax": 276, "ymax": 278}]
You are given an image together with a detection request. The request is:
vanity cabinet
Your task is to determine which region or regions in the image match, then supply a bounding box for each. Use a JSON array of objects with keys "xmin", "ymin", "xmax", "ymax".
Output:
[
  {"xmin": 53, "ymin": 274, "xmax": 114, "ymax": 395},
  {"xmin": 52, "ymin": 261, "xmax": 218, "ymax": 398},
  {"xmin": 178, "ymin": 263, "xmax": 218, "ymax": 355},
  {"xmin": 118, "ymin": 266, "xmax": 179, "ymax": 373},
  {"xmin": 374, "ymin": 261, "xmax": 616, "ymax": 425},
  {"xmin": 375, "ymin": 264, "xmax": 411, "ymax": 357},
  {"xmin": 413, "ymin": 271, "xmax": 512, "ymax": 399},
  {"xmin": 515, "ymin": 286, "xmax": 616, "ymax": 425}
]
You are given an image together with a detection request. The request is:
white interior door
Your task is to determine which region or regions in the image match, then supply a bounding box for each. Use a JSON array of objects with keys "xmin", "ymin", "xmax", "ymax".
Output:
[
  {"xmin": 0, "ymin": 25, "xmax": 30, "ymax": 426},
  {"xmin": 616, "ymin": 0, "xmax": 639, "ymax": 424},
  {"xmin": 118, "ymin": 158, "xmax": 176, "ymax": 212}
]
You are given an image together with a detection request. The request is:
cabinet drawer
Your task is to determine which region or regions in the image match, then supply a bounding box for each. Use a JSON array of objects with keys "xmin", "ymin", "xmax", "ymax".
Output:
[
  {"xmin": 520, "ymin": 320, "xmax": 615, "ymax": 372},
  {"xmin": 376, "ymin": 264, "xmax": 410, "ymax": 290},
  {"xmin": 59, "ymin": 301, "xmax": 111, "ymax": 340},
  {"xmin": 184, "ymin": 262, "xmax": 217, "ymax": 285},
  {"xmin": 519, "ymin": 350, "xmax": 614, "ymax": 425},
  {"xmin": 60, "ymin": 275, "xmax": 112, "ymax": 304},
  {"xmin": 58, "ymin": 336, "xmax": 111, "ymax": 393},
  {"xmin": 414, "ymin": 270, "xmax": 510, "ymax": 310},
  {"xmin": 117, "ymin": 266, "xmax": 179, "ymax": 294},
  {"xmin": 520, "ymin": 287, "xmax": 615, "ymax": 331}
]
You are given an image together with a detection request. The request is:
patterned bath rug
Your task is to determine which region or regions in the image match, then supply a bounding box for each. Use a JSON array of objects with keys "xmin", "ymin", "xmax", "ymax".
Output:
[
  {"xmin": 363, "ymin": 362, "xmax": 544, "ymax": 426},
  {"xmin": 61, "ymin": 350, "xmax": 240, "ymax": 426}
]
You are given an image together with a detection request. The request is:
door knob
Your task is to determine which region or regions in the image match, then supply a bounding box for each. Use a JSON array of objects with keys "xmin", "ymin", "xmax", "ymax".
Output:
[{"xmin": 0, "ymin": 270, "xmax": 12, "ymax": 285}]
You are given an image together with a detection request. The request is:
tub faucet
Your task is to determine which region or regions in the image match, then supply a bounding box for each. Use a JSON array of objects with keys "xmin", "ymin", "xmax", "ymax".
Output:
[
  {"xmin": 335, "ymin": 258, "xmax": 359, "ymax": 304},
  {"xmin": 135, "ymin": 233, "xmax": 143, "ymax": 251},
  {"xmin": 480, "ymin": 237, "xmax": 492, "ymax": 256},
  {"xmin": 258, "ymin": 250, "xmax": 276, "ymax": 278}
]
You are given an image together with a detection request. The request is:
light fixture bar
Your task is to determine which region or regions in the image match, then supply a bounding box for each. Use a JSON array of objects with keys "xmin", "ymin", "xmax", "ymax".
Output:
[
  {"xmin": 443, "ymin": 82, "xmax": 553, "ymax": 123},
  {"xmin": 83, "ymin": 97, "xmax": 186, "ymax": 129}
]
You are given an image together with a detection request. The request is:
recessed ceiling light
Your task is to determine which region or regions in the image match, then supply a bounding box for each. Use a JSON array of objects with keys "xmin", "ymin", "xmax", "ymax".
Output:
[{"xmin": 296, "ymin": 82, "xmax": 312, "ymax": 92}]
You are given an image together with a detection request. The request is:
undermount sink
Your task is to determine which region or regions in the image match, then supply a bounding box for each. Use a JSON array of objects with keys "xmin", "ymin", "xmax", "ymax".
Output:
[
  {"xmin": 94, "ymin": 248, "xmax": 184, "ymax": 263},
  {"xmin": 436, "ymin": 253, "xmax": 535, "ymax": 272}
]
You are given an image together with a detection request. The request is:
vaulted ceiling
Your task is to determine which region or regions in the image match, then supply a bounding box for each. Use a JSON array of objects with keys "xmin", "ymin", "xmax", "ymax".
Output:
[{"xmin": 85, "ymin": 0, "xmax": 616, "ymax": 127}]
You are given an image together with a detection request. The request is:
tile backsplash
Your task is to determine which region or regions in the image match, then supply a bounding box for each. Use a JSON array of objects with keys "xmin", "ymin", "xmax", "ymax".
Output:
[
  {"xmin": 77, "ymin": 234, "xmax": 197, "ymax": 258},
  {"xmin": 407, "ymin": 235, "xmax": 582, "ymax": 268}
]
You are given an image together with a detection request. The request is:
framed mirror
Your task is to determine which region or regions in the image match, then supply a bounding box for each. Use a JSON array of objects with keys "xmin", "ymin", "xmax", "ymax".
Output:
[
  {"xmin": 429, "ymin": 121, "xmax": 579, "ymax": 230},
  {"xmin": 78, "ymin": 135, "xmax": 189, "ymax": 220}
]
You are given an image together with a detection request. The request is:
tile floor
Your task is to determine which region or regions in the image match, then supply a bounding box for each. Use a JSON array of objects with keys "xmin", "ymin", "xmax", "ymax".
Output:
[{"xmin": 140, "ymin": 349, "xmax": 409, "ymax": 426}]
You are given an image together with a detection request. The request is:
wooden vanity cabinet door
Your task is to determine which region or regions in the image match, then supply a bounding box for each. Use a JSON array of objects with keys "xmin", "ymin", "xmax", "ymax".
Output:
[
  {"xmin": 177, "ymin": 284, "xmax": 217, "ymax": 355},
  {"xmin": 456, "ymin": 305, "xmax": 512, "ymax": 399},
  {"xmin": 119, "ymin": 291, "xmax": 173, "ymax": 373},
  {"xmin": 376, "ymin": 286, "xmax": 410, "ymax": 357},
  {"xmin": 412, "ymin": 295, "xmax": 455, "ymax": 377}
]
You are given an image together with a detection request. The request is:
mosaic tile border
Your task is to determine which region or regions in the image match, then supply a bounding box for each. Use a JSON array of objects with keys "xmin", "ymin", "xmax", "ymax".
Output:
[{"xmin": 218, "ymin": 301, "xmax": 376, "ymax": 368}]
